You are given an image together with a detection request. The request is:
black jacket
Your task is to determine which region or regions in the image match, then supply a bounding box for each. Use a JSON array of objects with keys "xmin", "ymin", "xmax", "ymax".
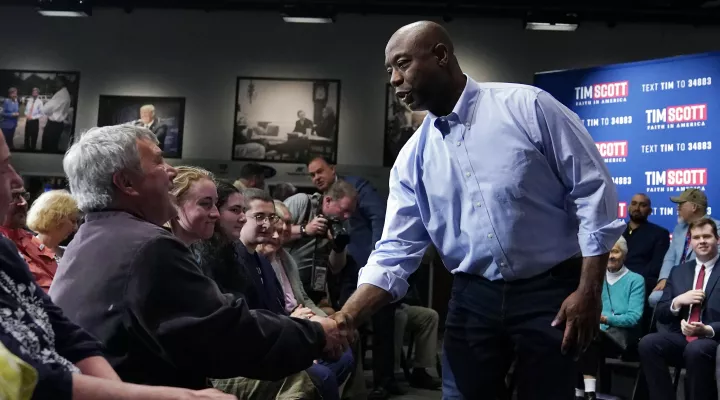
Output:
[{"xmin": 50, "ymin": 211, "xmax": 326, "ymax": 389}]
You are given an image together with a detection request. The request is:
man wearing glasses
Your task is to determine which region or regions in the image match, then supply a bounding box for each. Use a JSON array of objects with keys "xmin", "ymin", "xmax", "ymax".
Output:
[{"xmin": 0, "ymin": 185, "xmax": 59, "ymax": 292}]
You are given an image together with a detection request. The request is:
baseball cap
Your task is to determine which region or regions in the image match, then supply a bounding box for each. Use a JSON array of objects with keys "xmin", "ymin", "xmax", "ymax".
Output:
[
  {"xmin": 670, "ymin": 188, "xmax": 707, "ymax": 208},
  {"xmin": 239, "ymin": 163, "xmax": 276, "ymax": 179}
]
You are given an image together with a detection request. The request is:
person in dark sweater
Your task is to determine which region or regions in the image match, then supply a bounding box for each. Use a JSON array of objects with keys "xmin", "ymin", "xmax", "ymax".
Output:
[
  {"xmin": 622, "ymin": 193, "xmax": 670, "ymax": 293},
  {"xmin": 49, "ymin": 125, "xmax": 347, "ymax": 392},
  {"xmin": 198, "ymin": 187, "xmax": 354, "ymax": 400},
  {"xmin": 0, "ymin": 126, "xmax": 234, "ymax": 399}
]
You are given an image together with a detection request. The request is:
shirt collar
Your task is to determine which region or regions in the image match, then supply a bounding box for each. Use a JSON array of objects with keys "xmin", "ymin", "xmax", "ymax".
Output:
[
  {"xmin": 428, "ymin": 74, "xmax": 481, "ymax": 126},
  {"xmin": 697, "ymin": 254, "xmax": 719, "ymax": 270}
]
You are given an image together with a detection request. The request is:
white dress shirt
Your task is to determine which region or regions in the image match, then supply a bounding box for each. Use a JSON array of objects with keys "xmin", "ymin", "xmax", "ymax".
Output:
[
  {"xmin": 24, "ymin": 98, "xmax": 44, "ymax": 119},
  {"xmin": 670, "ymin": 254, "xmax": 719, "ymax": 336},
  {"xmin": 41, "ymin": 88, "xmax": 71, "ymax": 123}
]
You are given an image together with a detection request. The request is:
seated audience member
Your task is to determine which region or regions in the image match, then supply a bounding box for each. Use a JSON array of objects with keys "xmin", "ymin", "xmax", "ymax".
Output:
[
  {"xmin": 576, "ymin": 236, "xmax": 644, "ymax": 400},
  {"xmin": 261, "ymin": 200, "xmax": 326, "ymax": 316},
  {"xmin": 622, "ymin": 193, "xmax": 670, "ymax": 293},
  {"xmin": 0, "ymin": 127, "xmax": 235, "ymax": 399},
  {"xmin": 26, "ymin": 189, "xmax": 80, "ymax": 262},
  {"xmin": 0, "ymin": 184, "xmax": 60, "ymax": 292},
  {"xmin": 650, "ymin": 189, "xmax": 719, "ymax": 307},
  {"xmin": 235, "ymin": 189, "xmax": 354, "ymax": 400},
  {"xmin": 236, "ymin": 162, "xmax": 275, "ymax": 190},
  {"xmin": 170, "ymin": 171, "xmax": 319, "ymax": 399},
  {"xmin": 639, "ymin": 217, "xmax": 720, "ymax": 400},
  {"xmin": 49, "ymin": 125, "xmax": 347, "ymax": 391}
]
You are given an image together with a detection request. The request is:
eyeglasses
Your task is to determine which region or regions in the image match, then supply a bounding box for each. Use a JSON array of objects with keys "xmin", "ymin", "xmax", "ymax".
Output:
[
  {"xmin": 249, "ymin": 213, "xmax": 280, "ymax": 225},
  {"xmin": 11, "ymin": 191, "xmax": 29, "ymax": 203}
]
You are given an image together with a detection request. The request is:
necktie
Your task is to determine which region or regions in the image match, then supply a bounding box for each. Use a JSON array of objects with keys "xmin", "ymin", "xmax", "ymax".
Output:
[
  {"xmin": 28, "ymin": 100, "xmax": 35, "ymax": 119},
  {"xmin": 687, "ymin": 264, "xmax": 706, "ymax": 342},
  {"xmin": 680, "ymin": 230, "xmax": 692, "ymax": 264}
]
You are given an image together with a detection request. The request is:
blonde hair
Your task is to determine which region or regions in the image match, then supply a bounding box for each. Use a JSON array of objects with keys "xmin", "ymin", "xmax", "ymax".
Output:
[
  {"xmin": 171, "ymin": 166, "xmax": 214, "ymax": 203},
  {"xmin": 26, "ymin": 190, "xmax": 79, "ymax": 234},
  {"xmin": 274, "ymin": 200, "xmax": 290, "ymax": 219},
  {"xmin": 140, "ymin": 104, "xmax": 155, "ymax": 114}
]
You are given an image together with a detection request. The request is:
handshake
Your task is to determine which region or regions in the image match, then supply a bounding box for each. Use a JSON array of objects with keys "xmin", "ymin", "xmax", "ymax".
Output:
[{"xmin": 313, "ymin": 311, "xmax": 355, "ymax": 360}]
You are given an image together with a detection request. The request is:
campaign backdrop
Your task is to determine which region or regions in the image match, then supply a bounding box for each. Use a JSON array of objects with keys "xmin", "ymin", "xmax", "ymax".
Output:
[{"xmin": 534, "ymin": 52, "xmax": 720, "ymax": 234}]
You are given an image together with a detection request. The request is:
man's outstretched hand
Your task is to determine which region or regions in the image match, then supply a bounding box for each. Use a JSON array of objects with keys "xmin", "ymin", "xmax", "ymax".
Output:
[
  {"xmin": 314, "ymin": 316, "xmax": 349, "ymax": 360},
  {"xmin": 330, "ymin": 311, "xmax": 355, "ymax": 344},
  {"xmin": 551, "ymin": 289, "xmax": 602, "ymax": 360}
]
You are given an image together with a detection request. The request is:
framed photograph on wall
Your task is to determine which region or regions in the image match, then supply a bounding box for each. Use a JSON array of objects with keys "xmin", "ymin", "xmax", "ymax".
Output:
[
  {"xmin": 383, "ymin": 83, "xmax": 427, "ymax": 167},
  {"xmin": 0, "ymin": 70, "xmax": 80, "ymax": 154},
  {"xmin": 97, "ymin": 95, "xmax": 185, "ymax": 158},
  {"xmin": 233, "ymin": 77, "xmax": 341, "ymax": 163}
]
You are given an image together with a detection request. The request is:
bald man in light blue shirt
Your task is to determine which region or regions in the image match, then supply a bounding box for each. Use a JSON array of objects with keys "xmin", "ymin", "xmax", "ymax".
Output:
[{"xmin": 332, "ymin": 21, "xmax": 625, "ymax": 400}]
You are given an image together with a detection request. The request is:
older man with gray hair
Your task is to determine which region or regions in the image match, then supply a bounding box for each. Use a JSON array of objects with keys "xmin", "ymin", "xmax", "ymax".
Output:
[{"xmin": 49, "ymin": 124, "xmax": 347, "ymax": 396}]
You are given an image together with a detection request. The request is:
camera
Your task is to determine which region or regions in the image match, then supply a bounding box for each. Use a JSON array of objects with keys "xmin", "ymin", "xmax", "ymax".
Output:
[{"xmin": 321, "ymin": 215, "xmax": 350, "ymax": 251}]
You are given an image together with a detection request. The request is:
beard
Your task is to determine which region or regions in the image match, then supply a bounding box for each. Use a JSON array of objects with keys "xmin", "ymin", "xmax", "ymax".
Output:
[{"xmin": 629, "ymin": 213, "xmax": 648, "ymax": 223}]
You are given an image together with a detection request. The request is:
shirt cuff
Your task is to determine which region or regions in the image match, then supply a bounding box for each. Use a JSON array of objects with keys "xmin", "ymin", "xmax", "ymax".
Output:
[
  {"xmin": 670, "ymin": 299, "xmax": 681, "ymax": 315},
  {"xmin": 577, "ymin": 219, "xmax": 627, "ymax": 257},
  {"xmin": 357, "ymin": 264, "xmax": 409, "ymax": 302},
  {"xmin": 707, "ymin": 326, "xmax": 715, "ymax": 338}
]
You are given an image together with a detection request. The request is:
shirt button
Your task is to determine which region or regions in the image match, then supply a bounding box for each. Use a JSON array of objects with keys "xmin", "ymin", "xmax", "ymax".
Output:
[
  {"xmin": 465, "ymin": 123, "xmax": 470, "ymax": 129},
  {"xmin": 456, "ymin": 141, "xmax": 461, "ymax": 146},
  {"xmin": 465, "ymin": 172, "xmax": 471, "ymax": 177},
  {"xmin": 475, "ymin": 202, "xmax": 482, "ymax": 207},
  {"xmin": 500, "ymin": 262, "xmax": 506, "ymax": 267},
  {"xmin": 487, "ymin": 233, "xmax": 494, "ymax": 239}
]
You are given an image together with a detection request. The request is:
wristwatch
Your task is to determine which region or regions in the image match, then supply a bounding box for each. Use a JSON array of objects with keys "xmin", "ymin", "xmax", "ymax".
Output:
[{"xmin": 300, "ymin": 224, "xmax": 308, "ymax": 237}]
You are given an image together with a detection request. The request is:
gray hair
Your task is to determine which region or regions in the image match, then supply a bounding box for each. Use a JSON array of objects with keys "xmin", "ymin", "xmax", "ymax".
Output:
[
  {"xmin": 614, "ymin": 236, "xmax": 628, "ymax": 256},
  {"xmin": 63, "ymin": 124, "xmax": 158, "ymax": 212}
]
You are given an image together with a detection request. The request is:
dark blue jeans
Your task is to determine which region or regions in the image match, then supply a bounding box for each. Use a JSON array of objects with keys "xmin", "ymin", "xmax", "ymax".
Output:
[
  {"xmin": 307, "ymin": 347, "xmax": 354, "ymax": 400},
  {"xmin": 442, "ymin": 259, "xmax": 581, "ymax": 400}
]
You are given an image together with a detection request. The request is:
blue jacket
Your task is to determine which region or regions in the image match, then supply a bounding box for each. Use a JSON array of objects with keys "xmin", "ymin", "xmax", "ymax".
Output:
[
  {"xmin": 340, "ymin": 175, "xmax": 387, "ymax": 267},
  {"xmin": 659, "ymin": 217, "xmax": 720, "ymax": 281}
]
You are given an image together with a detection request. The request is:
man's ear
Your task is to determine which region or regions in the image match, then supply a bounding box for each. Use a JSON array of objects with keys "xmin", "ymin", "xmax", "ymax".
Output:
[
  {"xmin": 433, "ymin": 43, "xmax": 449, "ymax": 67},
  {"xmin": 112, "ymin": 170, "xmax": 140, "ymax": 197}
]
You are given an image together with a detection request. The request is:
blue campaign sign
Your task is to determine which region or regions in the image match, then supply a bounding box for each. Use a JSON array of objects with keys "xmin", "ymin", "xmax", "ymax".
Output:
[{"xmin": 534, "ymin": 52, "xmax": 719, "ymax": 233}]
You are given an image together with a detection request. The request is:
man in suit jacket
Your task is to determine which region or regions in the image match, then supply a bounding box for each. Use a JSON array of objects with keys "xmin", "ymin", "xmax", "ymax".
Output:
[{"xmin": 639, "ymin": 217, "xmax": 720, "ymax": 400}]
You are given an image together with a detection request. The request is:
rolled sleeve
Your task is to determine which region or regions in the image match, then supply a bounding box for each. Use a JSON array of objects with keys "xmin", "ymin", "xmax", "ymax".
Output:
[
  {"xmin": 357, "ymin": 156, "xmax": 430, "ymax": 301},
  {"xmin": 534, "ymin": 90, "xmax": 626, "ymax": 257}
]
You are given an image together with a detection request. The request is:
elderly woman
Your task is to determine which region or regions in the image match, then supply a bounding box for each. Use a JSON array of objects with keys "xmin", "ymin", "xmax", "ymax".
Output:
[
  {"xmin": 27, "ymin": 189, "xmax": 80, "ymax": 260},
  {"xmin": 576, "ymin": 236, "xmax": 645, "ymax": 400}
]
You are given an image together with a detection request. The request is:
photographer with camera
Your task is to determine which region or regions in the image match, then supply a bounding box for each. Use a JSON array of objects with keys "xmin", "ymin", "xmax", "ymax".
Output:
[{"xmin": 283, "ymin": 180, "xmax": 357, "ymax": 306}]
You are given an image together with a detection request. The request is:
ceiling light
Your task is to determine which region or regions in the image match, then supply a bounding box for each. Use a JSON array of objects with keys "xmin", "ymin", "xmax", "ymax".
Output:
[
  {"xmin": 282, "ymin": 16, "xmax": 334, "ymax": 24},
  {"xmin": 525, "ymin": 22, "xmax": 578, "ymax": 31},
  {"xmin": 36, "ymin": 0, "xmax": 91, "ymax": 17}
]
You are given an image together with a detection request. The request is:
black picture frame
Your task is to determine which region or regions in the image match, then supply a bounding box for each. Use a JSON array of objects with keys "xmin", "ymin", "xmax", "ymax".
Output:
[
  {"xmin": 96, "ymin": 95, "xmax": 186, "ymax": 159},
  {"xmin": 383, "ymin": 83, "xmax": 427, "ymax": 167},
  {"xmin": 233, "ymin": 77, "xmax": 341, "ymax": 164},
  {"xmin": 0, "ymin": 69, "xmax": 80, "ymax": 154}
]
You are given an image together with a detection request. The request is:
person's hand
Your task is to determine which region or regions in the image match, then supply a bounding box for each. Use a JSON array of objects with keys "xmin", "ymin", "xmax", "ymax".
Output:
[
  {"xmin": 182, "ymin": 388, "xmax": 237, "ymax": 399},
  {"xmin": 11, "ymin": 112, "xmax": 18, "ymax": 117},
  {"xmin": 315, "ymin": 316, "xmax": 348, "ymax": 360},
  {"xmin": 599, "ymin": 315, "xmax": 608, "ymax": 324},
  {"xmin": 673, "ymin": 289, "xmax": 705, "ymax": 308},
  {"xmin": 329, "ymin": 310, "xmax": 355, "ymax": 345},
  {"xmin": 681, "ymin": 319, "xmax": 712, "ymax": 338},
  {"xmin": 305, "ymin": 216, "xmax": 328, "ymax": 236},
  {"xmin": 552, "ymin": 290, "xmax": 602, "ymax": 359},
  {"xmin": 291, "ymin": 305, "xmax": 315, "ymax": 319},
  {"xmin": 653, "ymin": 279, "xmax": 667, "ymax": 292}
]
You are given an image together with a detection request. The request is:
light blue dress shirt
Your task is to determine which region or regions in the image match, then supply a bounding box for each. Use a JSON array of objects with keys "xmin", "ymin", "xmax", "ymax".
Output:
[{"xmin": 358, "ymin": 76, "xmax": 627, "ymax": 300}]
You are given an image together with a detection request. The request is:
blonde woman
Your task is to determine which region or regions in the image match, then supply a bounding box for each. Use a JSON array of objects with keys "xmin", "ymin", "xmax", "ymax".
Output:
[
  {"xmin": 27, "ymin": 189, "xmax": 80, "ymax": 260},
  {"xmin": 167, "ymin": 166, "xmax": 219, "ymax": 246}
]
